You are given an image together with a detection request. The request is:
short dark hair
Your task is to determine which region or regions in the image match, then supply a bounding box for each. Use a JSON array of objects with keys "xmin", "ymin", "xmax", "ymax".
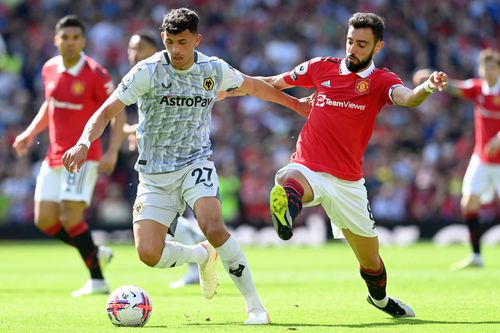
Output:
[
  {"xmin": 479, "ymin": 48, "xmax": 500, "ymax": 67},
  {"xmin": 133, "ymin": 30, "xmax": 159, "ymax": 49},
  {"xmin": 160, "ymin": 8, "xmax": 199, "ymax": 34},
  {"xmin": 55, "ymin": 15, "xmax": 85, "ymax": 35},
  {"xmin": 348, "ymin": 13, "xmax": 385, "ymax": 42}
]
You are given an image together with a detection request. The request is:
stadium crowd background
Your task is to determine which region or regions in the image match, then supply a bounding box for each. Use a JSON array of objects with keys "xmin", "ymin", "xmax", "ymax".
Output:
[{"xmin": 0, "ymin": 0, "xmax": 499, "ymax": 232}]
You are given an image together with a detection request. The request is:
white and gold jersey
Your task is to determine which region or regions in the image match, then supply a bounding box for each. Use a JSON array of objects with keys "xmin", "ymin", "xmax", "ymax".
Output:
[{"xmin": 116, "ymin": 50, "xmax": 243, "ymax": 174}]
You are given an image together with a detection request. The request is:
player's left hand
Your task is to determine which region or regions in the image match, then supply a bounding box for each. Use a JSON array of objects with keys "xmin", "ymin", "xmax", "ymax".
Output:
[
  {"xmin": 428, "ymin": 71, "xmax": 448, "ymax": 91},
  {"xmin": 99, "ymin": 151, "xmax": 118, "ymax": 175},
  {"xmin": 484, "ymin": 135, "xmax": 500, "ymax": 157}
]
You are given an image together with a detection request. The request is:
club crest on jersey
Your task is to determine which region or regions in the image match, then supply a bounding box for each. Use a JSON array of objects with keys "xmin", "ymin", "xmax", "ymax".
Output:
[
  {"xmin": 355, "ymin": 79, "xmax": 371, "ymax": 95},
  {"xmin": 495, "ymin": 96, "xmax": 500, "ymax": 105},
  {"xmin": 203, "ymin": 77, "xmax": 214, "ymax": 91},
  {"xmin": 71, "ymin": 81, "xmax": 85, "ymax": 96}
]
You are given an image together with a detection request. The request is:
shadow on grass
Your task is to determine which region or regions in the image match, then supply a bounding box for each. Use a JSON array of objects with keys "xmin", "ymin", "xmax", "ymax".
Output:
[{"xmin": 143, "ymin": 318, "xmax": 500, "ymax": 329}]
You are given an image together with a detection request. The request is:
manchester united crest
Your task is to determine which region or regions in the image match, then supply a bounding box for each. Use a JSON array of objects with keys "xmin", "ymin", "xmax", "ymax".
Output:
[
  {"xmin": 71, "ymin": 81, "xmax": 85, "ymax": 96},
  {"xmin": 203, "ymin": 77, "xmax": 214, "ymax": 91},
  {"xmin": 355, "ymin": 79, "xmax": 371, "ymax": 95},
  {"xmin": 494, "ymin": 96, "xmax": 500, "ymax": 105}
]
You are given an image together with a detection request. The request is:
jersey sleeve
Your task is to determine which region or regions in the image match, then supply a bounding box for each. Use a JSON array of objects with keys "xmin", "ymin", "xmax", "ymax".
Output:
[
  {"xmin": 384, "ymin": 72, "xmax": 404, "ymax": 105},
  {"xmin": 282, "ymin": 58, "xmax": 320, "ymax": 88},
  {"xmin": 454, "ymin": 79, "xmax": 477, "ymax": 100},
  {"xmin": 94, "ymin": 66, "xmax": 115, "ymax": 103},
  {"xmin": 115, "ymin": 63, "xmax": 151, "ymax": 106},
  {"xmin": 218, "ymin": 60, "xmax": 244, "ymax": 91}
]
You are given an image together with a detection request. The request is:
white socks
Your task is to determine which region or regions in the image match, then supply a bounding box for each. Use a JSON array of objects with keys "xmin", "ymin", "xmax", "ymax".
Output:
[
  {"xmin": 216, "ymin": 236, "xmax": 264, "ymax": 313},
  {"xmin": 154, "ymin": 241, "xmax": 207, "ymax": 268},
  {"xmin": 369, "ymin": 294, "xmax": 389, "ymax": 308}
]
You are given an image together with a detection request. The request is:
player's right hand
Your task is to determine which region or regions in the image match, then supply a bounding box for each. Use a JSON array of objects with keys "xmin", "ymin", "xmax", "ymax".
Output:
[
  {"xmin": 62, "ymin": 144, "xmax": 89, "ymax": 173},
  {"xmin": 12, "ymin": 132, "xmax": 33, "ymax": 157}
]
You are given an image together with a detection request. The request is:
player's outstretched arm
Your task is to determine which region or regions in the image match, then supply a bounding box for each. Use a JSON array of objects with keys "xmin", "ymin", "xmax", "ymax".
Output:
[
  {"xmin": 393, "ymin": 71, "xmax": 448, "ymax": 107},
  {"xmin": 444, "ymin": 79, "xmax": 466, "ymax": 98},
  {"xmin": 62, "ymin": 94, "xmax": 126, "ymax": 173},
  {"xmin": 99, "ymin": 106, "xmax": 126, "ymax": 175},
  {"xmin": 237, "ymin": 74, "xmax": 310, "ymax": 117},
  {"xmin": 12, "ymin": 101, "xmax": 49, "ymax": 157}
]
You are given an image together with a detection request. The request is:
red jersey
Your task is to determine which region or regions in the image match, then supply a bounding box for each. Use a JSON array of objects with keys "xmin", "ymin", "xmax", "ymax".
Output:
[
  {"xmin": 457, "ymin": 78, "xmax": 500, "ymax": 164},
  {"xmin": 42, "ymin": 54, "xmax": 114, "ymax": 166},
  {"xmin": 283, "ymin": 57, "xmax": 403, "ymax": 181}
]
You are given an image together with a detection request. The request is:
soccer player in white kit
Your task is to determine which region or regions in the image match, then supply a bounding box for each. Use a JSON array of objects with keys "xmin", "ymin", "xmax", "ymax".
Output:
[
  {"xmin": 125, "ymin": 30, "xmax": 204, "ymax": 288},
  {"xmin": 63, "ymin": 8, "xmax": 308, "ymax": 325}
]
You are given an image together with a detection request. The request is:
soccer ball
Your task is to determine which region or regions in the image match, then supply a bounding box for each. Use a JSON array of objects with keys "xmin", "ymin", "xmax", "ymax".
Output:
[{"xmin": 106, "ymin": 285, "xmax": 153, "ymax": 327}]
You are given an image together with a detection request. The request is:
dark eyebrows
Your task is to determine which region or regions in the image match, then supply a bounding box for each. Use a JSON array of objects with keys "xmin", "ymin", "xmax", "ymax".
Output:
[{"xmin": 347, "ymin": 37, "xmax": 369, "ymax": 45}]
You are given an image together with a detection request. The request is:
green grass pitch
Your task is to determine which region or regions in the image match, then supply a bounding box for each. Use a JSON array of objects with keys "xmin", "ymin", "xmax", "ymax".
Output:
[{"xmin": 0, "ymin": 240, "xmax": 499, "ymax": 333}]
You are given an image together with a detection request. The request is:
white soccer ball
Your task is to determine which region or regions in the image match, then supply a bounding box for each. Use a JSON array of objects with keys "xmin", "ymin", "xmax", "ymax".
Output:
[{"xmin": 106, "ymin": 285, "xmax": 153, "ymax": 327}]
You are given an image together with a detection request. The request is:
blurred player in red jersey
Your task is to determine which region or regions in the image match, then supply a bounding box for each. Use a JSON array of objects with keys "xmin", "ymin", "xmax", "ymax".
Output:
[
  {"xmin": 257, "ymin": 13, "xmax": 447, "ymax": 318},
  {"xmin": 12, "ymin": 15, "xmax": 125, "ymax": 297},
  {"xmin": 444, "ymin": 49, "xmax": 500, "ymax": 270}
]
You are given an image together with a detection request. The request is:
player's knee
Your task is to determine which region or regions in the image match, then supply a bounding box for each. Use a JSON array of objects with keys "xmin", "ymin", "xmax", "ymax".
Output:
[
  {"xmin": 461, "ymin": 196, "xmax": 480, "ymax": 213},
  {"xmin": 136, "ymin": 243, "xmax": 161, "ymax": 267},
  {"xmin": 201, "ymin": 222, "xmax": 228, "ymax": 247},
  {"xmin": 34, "ymin": 217, "xmax": 56, "ymax": 231},
  {"xmin": 276, "ymin": 169, "xmax": 302, "ymax": 184}
]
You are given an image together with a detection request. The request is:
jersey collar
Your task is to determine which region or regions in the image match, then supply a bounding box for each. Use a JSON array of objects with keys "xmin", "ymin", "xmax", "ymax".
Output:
[
  {"xmin": 340, "ymin": 58, "xmax": 375, "ymax": 78},
  {"xmin": 57, "ymin": 52, "xmax": 86, "ymax": 76},
  {"xmin": 164, "ymin": 50, "xmax": 200, "ymax": 73},
  {"xmin": 481, "ymin": 77, "xmax": 500, "ymax": 95}
]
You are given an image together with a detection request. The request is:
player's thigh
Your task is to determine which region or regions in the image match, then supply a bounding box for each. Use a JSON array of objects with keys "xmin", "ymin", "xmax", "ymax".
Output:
[
  {"xmin": 182, "ymin": 160, "xmax": 221, "ymax": 225},
  {"xmin": 181, "ymin": 161, "xmax": 230, "ymax": 245},
  {"xmin": 462, "ymin": 156, "xmax": 491, "ymax": 197},
  {"xmin": 133, "ymin": 173, "xmax": 185, "ymax": 230},
  {"xmin": 34, "ymin": 161, "xmax": 61, "ymax": 204},
  {"xmin": 60, "ymin": 161, "xmax": 99, "ymax": 206},
  {"xmin": 33, "ymin": 161, "xmax": 61, "ymax": 227},
  {"xmin": 322, "ymin": 176, "xmax": 376, "ymax": 239},
  {"xmin": 488, "ymin": 164, "xmax": 500, "ymax": 203}
]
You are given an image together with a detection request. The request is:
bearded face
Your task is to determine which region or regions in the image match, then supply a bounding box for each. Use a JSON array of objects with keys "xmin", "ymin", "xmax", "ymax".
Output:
[{"xmin": 345, "ymin": 47, "xmax": 375, "ymax": 72}]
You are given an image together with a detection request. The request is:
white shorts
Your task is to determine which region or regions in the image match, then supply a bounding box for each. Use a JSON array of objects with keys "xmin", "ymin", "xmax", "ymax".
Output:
[
  {"xmin": 34, "ymin": 160, "xmax": 99, "ymax": 205},
  {"xmin": 276, "ymin": 163, "xmax": 376, "ymax": 238},
  {"xmin": 133, "ymin": 160, "xmax": 219, "ymax": 227},
  {"xmin": 462, "ymin": 155, "xmax": 500, "ymax": 204}
]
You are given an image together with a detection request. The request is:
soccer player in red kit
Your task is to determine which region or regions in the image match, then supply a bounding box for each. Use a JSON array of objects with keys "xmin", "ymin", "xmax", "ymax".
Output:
[
  {"xmin": 12, "ymin": 15, "xmax": 125, "ymax": 297},
  {"xmin": 262, "ymin": 13, "xmax": 447, "ymax": 317},
  {"xmin": 446, "ymin": 49, "xmax": 500, "ymax": 270}
]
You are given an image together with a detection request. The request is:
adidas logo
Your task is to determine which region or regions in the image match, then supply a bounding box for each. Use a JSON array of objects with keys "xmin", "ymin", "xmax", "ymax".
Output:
[{"xmin": 321, "ymin": 80, "xmax": 331, "ymax": 88}]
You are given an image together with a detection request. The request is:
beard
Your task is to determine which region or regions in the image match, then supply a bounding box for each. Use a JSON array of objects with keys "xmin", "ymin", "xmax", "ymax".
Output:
[{"xmin": 345, "ymin": 49, "xmax": 374, "ymax": 72}]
